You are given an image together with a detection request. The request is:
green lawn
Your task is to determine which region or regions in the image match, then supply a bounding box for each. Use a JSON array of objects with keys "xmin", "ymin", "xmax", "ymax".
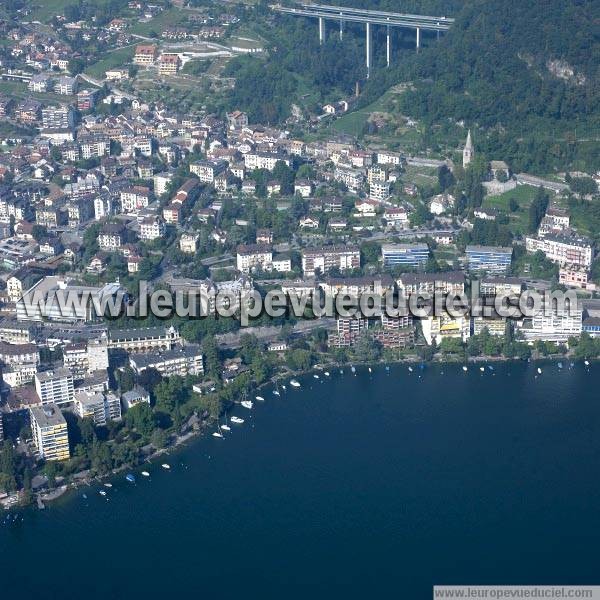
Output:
[
  {"xmin": 482, "ymin": 184, "xmax": 538, "ymax": 235},
  {"xmin": 30, "ymin": 0, "xmax": 118, "ymax": 22},
  {"xmin": 129, "ymin": 8, "xmax": 187, "ymax": 36},
  {"xmin": 85, "ymin": 46, "xmax": 135, "ymax": 79},
  {"xmin": 0, "ymin": 80, "xmax": 68, "ymax": 104}
]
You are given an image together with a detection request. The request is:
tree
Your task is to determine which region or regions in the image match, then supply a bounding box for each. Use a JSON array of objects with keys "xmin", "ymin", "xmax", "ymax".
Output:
[
  {"xmin": 354, "ymin": 331, "xmax": 382, "ymax": 362},
  {"xmin": 528, "ymin": 187, "xmax": 549, "ymax": 233},
  {"xmin": 125, "ymin": 403, "xmax": 155, "ymax": 438},
  {"xmin": 438, "ymin": 164, "xmax": 455, "ymax": 191}
]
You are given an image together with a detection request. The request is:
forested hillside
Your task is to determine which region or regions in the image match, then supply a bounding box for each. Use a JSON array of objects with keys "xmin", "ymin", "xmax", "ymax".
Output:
[
  {"xmin": 232, "ymin": 0, "xmax": 600, "ymax": 171},
  {"xmin": 392, "ymin": 0, "xmax": 600, "ymax": 170}
]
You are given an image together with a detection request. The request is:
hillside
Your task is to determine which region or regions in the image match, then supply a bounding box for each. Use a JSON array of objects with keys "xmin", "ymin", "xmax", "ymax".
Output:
[{"xmin": 362, "ymin": 0, "xmax": 600, "ymax": 171}]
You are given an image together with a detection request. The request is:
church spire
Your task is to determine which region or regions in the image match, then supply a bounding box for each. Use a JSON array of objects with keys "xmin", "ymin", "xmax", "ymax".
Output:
[{"xmin": 463, "ymin": 129, "xmax": 474, "ymax": 168}]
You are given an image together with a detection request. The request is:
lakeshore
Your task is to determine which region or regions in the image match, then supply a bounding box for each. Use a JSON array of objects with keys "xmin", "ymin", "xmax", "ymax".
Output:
[{"xmin": 6, "ymin": 351, "xmax": 594, "ymax": 511}]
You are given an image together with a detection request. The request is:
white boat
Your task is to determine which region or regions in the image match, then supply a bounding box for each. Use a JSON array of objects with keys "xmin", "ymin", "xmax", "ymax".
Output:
[
  {"xmin": 273, "ymin": 390, "xmax": 280, "ymax": 396},
  {"xmin": 290, "ymin": 379, "xmax": 301, "ymax": 387},
  {"xmin": 221, "ymin": 424, "xmax": 231, "ymax": 432},
  {"xmin": 241, "ymin": 400, "xmax": 253, "ymax": 409},
  {"xmin": 104, "ymin": 483, "xmax": 113, "ymax": 488},
  {"xmin": 537, "ymin": 367, "xmax": 542, "ymax": 374},
  {"xmin": 161, "ymin": 463, "xmax": 171, "ymax": 470},
  {"xmin": 256, "ymin": 395, "xmax": 265, "ymax": 401},
  {"xmin": 141, "ymin": 471, "xmax": 150, "ymax": 477},
  {"xmin": 231, "ymin": 416, "xmax": 245, "ymax": 424},
  {"xmin": 368, "ymin": 367, "xmax": 372, "ymax": 373},
  {"xmin": 339, "ymin": 370, "xmax": 344, "ymax": 375},
  {"xmin": 351, "ymin": 366, "xmax": 356, "ymax": 373},
  {"xmin": 584, "ymin": 360, "xmax": 590, "ymax": 366},
  {"xmin": 212, "ymin": 431, "xmax": 224, "ymax": 438},
  {"xmin": 99, "ymin": 490, "xmax": 106, "ymax": 496},
  {"xmin": 282, "ymin": 385, "xmax": 286, "ymax": 390},
  {"xmin": 408, "ymin": 366, "xmax": 413, "ymax": 372},
  {"xmin": 462, "ymin": 366, "xmax": 468, "ymax": 372},
  {"xmin": 324, "ymin": 371, "xmax": 330, "ymax": 376},
  {"xmin": 480, "ymin": 366, "xmax": 485, "ymax": 372},
  {"xmin": 313, "ymin": 374, "xmax": 319, "ymax": 379}
]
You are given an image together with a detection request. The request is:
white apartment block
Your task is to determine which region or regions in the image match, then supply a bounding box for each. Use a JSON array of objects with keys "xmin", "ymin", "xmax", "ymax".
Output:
[
  {"xmin": 243, "ymin": 152, "xmax": 290, "ymax": 172},
  {"xmin": 369, "ymin": 180, "xmax": 391, "ymax": 202},
  {"xmin": 190, "ymin": 160, "xmax": 227, "ymax": 183},
  {"xmin": 30, "ymin": 404, "xmax": 70, "ymax": 461},
  {"xmin": 74, "ymin": 390, "xmax": 121, "ymax": 426},
  {"xmin": 301, "ymin": 246, "xmax": 361, "ymax": 277},
  {"xmin": 518, "ymin": 296, "xmax": 583, "ymax": 342},
  {"xmin": 236, "ymin": 244, "xmax": 273, "ymax": 273},
  {"xmin": 525, "ymin": 232, "xmax": 593, "ymax": 268},
  {"xmin": 140, "ymin": 217, "xmax": 166, "ymax": 240},
  {"xmin": 120, "ymin": 187, "xmax": 151, "ymax": 214},
  {"xmin": 34, "ymin": 368, "xmax": 75, "ymax": 406}
]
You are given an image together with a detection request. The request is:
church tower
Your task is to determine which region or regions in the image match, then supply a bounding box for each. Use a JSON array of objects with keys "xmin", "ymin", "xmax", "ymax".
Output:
[{"xmin": 463, "ymin": 129, "xmax": 474, "ymax": 168}]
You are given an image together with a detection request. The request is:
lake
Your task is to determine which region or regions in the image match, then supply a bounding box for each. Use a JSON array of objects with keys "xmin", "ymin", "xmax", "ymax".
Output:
[{"xmin": 1, "ymin": 361, "xmax": 599, "ymax": 599}]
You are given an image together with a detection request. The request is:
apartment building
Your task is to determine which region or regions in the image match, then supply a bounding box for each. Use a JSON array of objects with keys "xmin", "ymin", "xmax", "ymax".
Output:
[
  {"xmin": 129, "ymin": 345, "xmax": 204, "ymax": 377},
  {"xmin": 190, "ymin": 160, "xmax": 227, "ymax": 183},
  {"xmin": 30, "ymin": 404, "xmax": 70, "ymax": 461},
  {"xmin": 42, "ymin": 105, "xmax": 74, "ymax": 129},
  {"xmin": 98, "ymin": 224, "xmax": 124, "ymax": 250},
  {"xmin": 134, "ymin": 44, "xmax": 158, "ymax": 66},
  {"xmin": 139, "ymin": 216, "xmax": 166, "ymax": 240},
  {"xmin": 236, "ymin": 244, "xmax": 273, "ymax": 273},
  {"xmin": 525, "ymin": 232, "xmax": 593, "ymax": 268},
  {"xmin": 158, "ymin": 53, "xmax": 180, "ymax": 75},
  {"xmin": 466, "ymin": 245, "xmax": 513, "ymax": 274},
  {"xmin": 74, "ymin": 390, "xmax": 121, "ymax": 426},
  {"xmin": 301, "ymin": 246, "xmax": 360, "ymax": 277},
  {"xmin": 34, "ymin": 368, "xmax": 74, "ymax": 406},
  {"xmin": 381, "ymin": 244, "xmax": 429, "ymax": 269},
  {"xmin": 396, "ymin": 271, "xmax": 465, "ymax": 296},
  {"xmin": 243, "ymin": 152, "xmax": 290, "ymax": 172}
]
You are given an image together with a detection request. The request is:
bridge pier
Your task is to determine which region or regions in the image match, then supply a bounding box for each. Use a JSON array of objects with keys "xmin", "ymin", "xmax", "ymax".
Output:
[
  {"xmin": 416, "ymin": 26, "xmax": 421, "ymax": 50},
  {"xmin": 366, "ymin": 21, "xmax": 373, "ymax": 77},
  {"xmin": 386, "ymin": 26, "xmax": 391, "ymax": 66},
  {"xmin": 319, "ymin": 17, "xmax": 325, "ymax": 44}
]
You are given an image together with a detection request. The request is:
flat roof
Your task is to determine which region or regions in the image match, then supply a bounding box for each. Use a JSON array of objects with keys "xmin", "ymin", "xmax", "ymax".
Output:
[{"xmin": 30, "ymin": 403, "xmax": 65, "ymax": 427}]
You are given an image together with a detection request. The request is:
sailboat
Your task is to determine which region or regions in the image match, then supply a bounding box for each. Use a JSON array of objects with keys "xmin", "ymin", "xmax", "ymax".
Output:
[
  {"xmin": 462, "ymin": 366, "xmax": 468, "ymax": 372},
  {"xmin": 368, "ymin": 367, "xmax": 372, "ymax": 373},
  {"xmin": 256, "ymin": 395, "xmax": 265, "ymax": 401},
  {"xmin": 408, "ymin": 366, "xmax": 413, "ymax": 372},
  {"xmin": 212, "ymin": 430, "xmax": 224, "ymax": 438},
  {"xmin": 231, "ymin": 416, "xmax": 244, "ymax": 424}
]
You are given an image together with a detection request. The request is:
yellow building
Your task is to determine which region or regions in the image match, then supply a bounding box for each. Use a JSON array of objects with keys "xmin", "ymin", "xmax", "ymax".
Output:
[{"xmin": 30, "ymin": 404, "xmax": 70, "ymax": 461}]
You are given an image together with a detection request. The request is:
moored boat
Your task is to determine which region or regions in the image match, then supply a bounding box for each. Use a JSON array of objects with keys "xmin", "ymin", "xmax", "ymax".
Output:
[
  {"xmin": 290, "ymin": 379, "xmax": 301, "ymax": 387},
  {"xmin": 241, "ymin": 400, "xmax": 253, "ymax": 409},
  {"xmin": 231, "ymin": 416, "xmax": 244, "ymax": 424}
]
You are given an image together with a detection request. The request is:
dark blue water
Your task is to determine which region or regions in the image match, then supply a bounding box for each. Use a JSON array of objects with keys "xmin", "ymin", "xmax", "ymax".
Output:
[{"xmin": 1, "ymin": 362, "xmax": 599, "ymax": 599}]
